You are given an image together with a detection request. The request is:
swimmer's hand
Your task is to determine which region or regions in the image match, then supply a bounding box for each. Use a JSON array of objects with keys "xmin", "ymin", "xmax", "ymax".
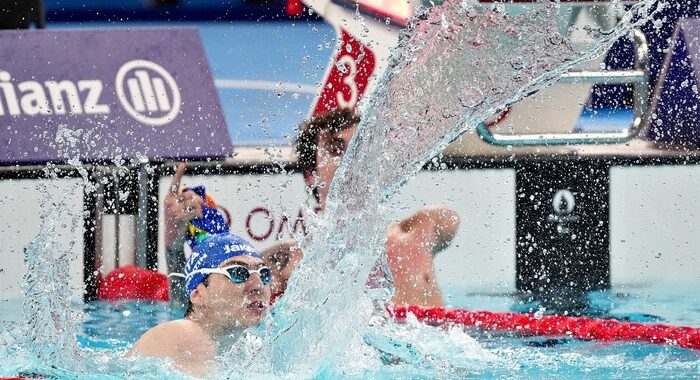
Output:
[
  {"xmin": 164, "ymin": 163, "xmax": 204, "ymax": 249},
  {"xmin": 262, "ymin": 240, "xmax": 304, "ymax": 300},
  {"xmin": 417, "ymin": 205, "xmax": 460, "ymax": 254}
]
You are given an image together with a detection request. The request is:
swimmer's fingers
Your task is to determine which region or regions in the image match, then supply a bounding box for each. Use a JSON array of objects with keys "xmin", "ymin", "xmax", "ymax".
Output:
[
  {"xmin": 168, "ymin": 163, "xmax": 187, "ymax": 195},
  {"xmin": 164, "ymin": 163, "xmax": 187, "ymax": 218}
]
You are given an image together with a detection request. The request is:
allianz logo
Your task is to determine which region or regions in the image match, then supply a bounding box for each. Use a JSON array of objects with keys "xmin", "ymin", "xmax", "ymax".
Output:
[{"xmin": 0, "ymin": 59, "xmax": 181, "ymax": 126}]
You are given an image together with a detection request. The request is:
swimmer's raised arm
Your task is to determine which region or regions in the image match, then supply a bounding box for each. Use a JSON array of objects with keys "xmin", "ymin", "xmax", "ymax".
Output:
[
  {"xmin": 397, "ymin": 205, "xmax": 460, "ymax": 254},
  {"xmin": 164, "ymin": 163, "xmax": 204, "ymax": 248},
  {"xmin": 164, "ymin": 163, "xmax": 204, "ymax": 308},
  {"xmin": 385, "ymin": 205, "xmax": 459, "ymax": 308},
  {"xmin": 408, "ymin": 205, "xmax": 460, "ymax": 253}
]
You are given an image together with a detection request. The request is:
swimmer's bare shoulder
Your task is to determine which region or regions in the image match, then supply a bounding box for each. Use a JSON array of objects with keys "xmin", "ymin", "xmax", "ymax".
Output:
[{"xmin": 127, "ymin": 319, "xmax": 216, "ymax": 376}]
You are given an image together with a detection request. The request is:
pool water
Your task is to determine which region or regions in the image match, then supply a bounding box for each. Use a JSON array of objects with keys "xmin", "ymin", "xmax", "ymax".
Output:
[
  {"xmin": 3, "ymin": 282, "xmax": 697, "ymax": 379},
  {"xmin": 0, "ymin": 0, "xmax": 689, "ymax": 377}
]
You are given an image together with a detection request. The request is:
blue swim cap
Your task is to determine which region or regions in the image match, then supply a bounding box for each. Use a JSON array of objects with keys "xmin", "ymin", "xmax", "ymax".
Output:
[{"xmin": 184, "ymin": 233, "xmax": 262, "ymax": 299}]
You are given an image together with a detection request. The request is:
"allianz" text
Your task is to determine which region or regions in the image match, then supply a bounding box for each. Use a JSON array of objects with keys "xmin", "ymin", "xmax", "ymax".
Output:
[{"xmin": 0, "ymin": 71, "xmax": 109, "ymax": 117}]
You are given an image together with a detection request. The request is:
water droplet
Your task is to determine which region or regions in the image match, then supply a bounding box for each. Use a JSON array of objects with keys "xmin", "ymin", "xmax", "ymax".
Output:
[
  {"xmin": 534, "ymin": 307, "xmax": 545, "ymax": 319},
  {"xmin": 510, "ymin": 56, "xmax": 525, "ymax": 70}
]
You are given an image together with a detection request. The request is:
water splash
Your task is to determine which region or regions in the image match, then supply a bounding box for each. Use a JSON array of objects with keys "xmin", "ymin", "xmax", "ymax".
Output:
[
  {"xmin": 229, "ymin": 0, "xmax": 666, "ymax": 377},
  {"xmin": 0, "ymin": 1, "xmax": 671, "ymax": 378},
  {"xmin": 10, "ymin": 124, "xmax": 131, "ymax": 377},
  {"xmin": 16, "ymin": 166, "xmax": 84, "ymax": 374},
  {"xmin": 363, "ymin": 314, "xmax": 499, "ymax": 373},
  {"xmin": 2, "ymin": 118, "xmax": 189, "ymax": 378}
]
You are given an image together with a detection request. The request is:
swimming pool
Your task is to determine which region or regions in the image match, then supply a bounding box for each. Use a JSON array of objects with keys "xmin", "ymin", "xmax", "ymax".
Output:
[
  {"xmin": 1, "ymin": 0, "xmax": 697, "ymax": 378},
  {"xmin": 2, "ymin": 282, "xmax": 698, "ymax": 379}
]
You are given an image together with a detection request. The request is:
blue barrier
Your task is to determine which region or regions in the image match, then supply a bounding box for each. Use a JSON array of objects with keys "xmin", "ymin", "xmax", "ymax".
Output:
[{"xmin": 44, "ymin": 0, "xmax": 319, "ymax": 22}]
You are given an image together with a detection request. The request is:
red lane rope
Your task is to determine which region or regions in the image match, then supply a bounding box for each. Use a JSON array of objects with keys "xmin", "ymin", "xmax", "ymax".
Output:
[
  {"xmin": 390, "ymin": 305, "xmax": 700, "ymax": 350},
  {"xmin": 92, "ymin": 267, "xmax": 700, "ymax": 350}
]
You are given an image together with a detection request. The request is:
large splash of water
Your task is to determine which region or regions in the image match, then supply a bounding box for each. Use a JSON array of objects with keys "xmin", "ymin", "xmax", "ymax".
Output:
[{"xmin": 229, "ymin": 0, "xmax": 666, "ymax": 377}]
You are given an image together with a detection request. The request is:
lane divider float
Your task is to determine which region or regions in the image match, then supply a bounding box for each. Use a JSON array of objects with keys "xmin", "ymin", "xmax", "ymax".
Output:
[{"xmin": 390, "ymin": 305, "xmax": 700, "ymax": 350}]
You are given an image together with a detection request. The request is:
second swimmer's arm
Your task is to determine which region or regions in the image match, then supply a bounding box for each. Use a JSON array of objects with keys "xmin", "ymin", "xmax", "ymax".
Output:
[{"xmin": 163, "ymin": 163, "xmax": 203, "ymax": 309}]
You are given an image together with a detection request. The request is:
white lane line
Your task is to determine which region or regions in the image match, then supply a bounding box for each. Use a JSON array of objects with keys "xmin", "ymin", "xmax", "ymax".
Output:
[{"xmin": 215, "ymin": 79, "xmax": 319, "ymax": 95}]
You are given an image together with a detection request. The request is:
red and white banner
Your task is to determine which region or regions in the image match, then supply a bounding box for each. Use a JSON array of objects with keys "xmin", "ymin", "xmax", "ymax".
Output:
[
  {"xmin": 304, "ymin": 0, "xmax": 401, "ymax": 116},
  {"xmin": 312, "ymin": 29, "xmax": 376, "ymax": 115}
]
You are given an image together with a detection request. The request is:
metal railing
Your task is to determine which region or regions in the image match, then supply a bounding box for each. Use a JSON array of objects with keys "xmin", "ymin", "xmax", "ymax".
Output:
[{"xmin": 477, "ymin": 29, "xmax": 649, "ymax": 146}]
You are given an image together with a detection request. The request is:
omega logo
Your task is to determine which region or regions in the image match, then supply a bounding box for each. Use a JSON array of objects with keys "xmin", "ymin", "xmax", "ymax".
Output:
[{"xmin": 245, "ymin": 207, "xmax": 313, "ymax": 242}]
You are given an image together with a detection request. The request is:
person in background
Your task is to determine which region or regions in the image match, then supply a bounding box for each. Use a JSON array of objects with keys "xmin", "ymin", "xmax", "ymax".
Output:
[
  {"xmin": 163, "ymin": 174, "xmax": 231, "ymax": 308},
  {"xmin": 264, "ymin": 108, "xmax": 460, "ymax": 307}
]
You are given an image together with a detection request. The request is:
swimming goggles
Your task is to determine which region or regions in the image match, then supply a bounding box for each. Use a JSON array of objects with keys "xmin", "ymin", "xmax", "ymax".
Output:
[{"xmin": 187, "ymin": 265, "xmax": 272, "ymax": 286}]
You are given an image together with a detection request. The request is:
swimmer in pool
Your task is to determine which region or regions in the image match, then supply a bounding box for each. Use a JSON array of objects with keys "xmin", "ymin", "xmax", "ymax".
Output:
[
  {"xmin": 128, "ymin": 233, "xmax": 271, "ymax": 377},
  {"xmin": 264, "ymin": 108, "xmax": 460, "ymax": 307}
]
